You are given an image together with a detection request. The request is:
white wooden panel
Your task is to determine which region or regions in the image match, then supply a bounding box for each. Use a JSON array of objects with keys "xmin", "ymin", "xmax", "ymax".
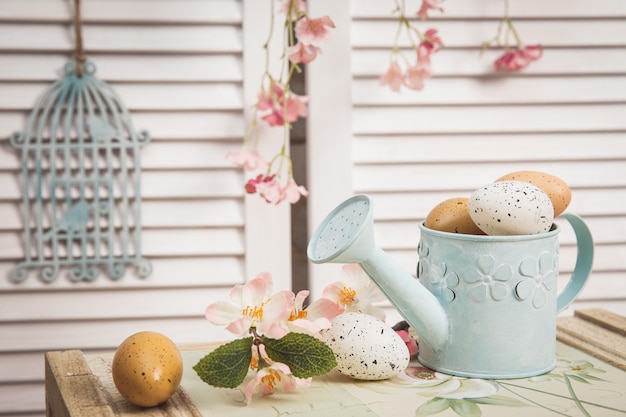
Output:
[
  {"xmin": 0, "ymin": 82, "xmax": 242, "ymax": 110},
  {"xmin": 0, "ymin": 228, "xmax": 244, "ymax": 259},
  {"xmin": 352, "ymin": 48, "xmax": 626, "ymax": 76},
  {"xmin": 0, "ymin": 287, "xmax": 232, "ymax": 321},
  {"xmin": 352, "ymin": 0, "xmax": 626, "ymax": 18},
  {"xmin": 0, "ymin": 257, "xmax": 244, "ymax": 291},
  {"xmin": 306, "ymin": 0, "xmax": 354, "ymax": 297},
  {"xmin": 141, "ymin": 142, "xmax": 241, "ymax": 169},
  {"xmin": 364, "ymin": 189, "xmax": 626, "ymax": 220},
  {"xmin": 353, "ymin": 104, "xmax": 626, "ymax": 134},
  {"xmin": 353, "ymin": 161, "xmax": 626, "ymax": 192},
  {"xmin": 352, "ymin": 21, "xmax": 626, "ymax": 48},
  {"xmin": 0, "ymin": 352, "xmax": 44, "ymax": 383},
  {"xmin": 0, "ymin": 53, "xmax": 242, "ymax": 82},
  {"xmin": 354, "ymin": 133, "xmax": 626, "ymax": 163},
  {"xmin": 1, "ymin": 0, "xmax": 242, "ymax": 23},
  {"xmin": 0, "ymin": 141, "xmax": 241, "ymax": 171},
  {"xmin": 558, "ymin": 273, "xmax": 626, "ymax": 301},
  {"xmin": 0, "ymin": 111, "xmax": 245, "ymax": 140},
  {"xmin": 0, "ymin": 383, "xmax": 42, "ymax": 415},
  {"xmin": 0, "ymin": 23, "xmax": 242, "ymax": 52},
  {"xmin": 0, "ymin": 170, "xmax": 244, "ymax": 200},
  {"xmin": 1, "ymin": 317, "xmax": 234, "ymax": 352},
  {"xmin": 353, "ymin": 76, "xmax": 626, "ymax": 105},
  {"xmin": 0, "ymin": 199, "xmax": 244, "ymax": 230}
]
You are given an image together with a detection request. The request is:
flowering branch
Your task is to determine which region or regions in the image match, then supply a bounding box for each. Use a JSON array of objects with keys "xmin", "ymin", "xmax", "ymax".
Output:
[
  {"xmin": 481, "ymin": 0, "xmax": 543, "ymax": 71},
  {"xmin": 380, "ymin": 0, "xmax": 444, "ymax": 92},
  {"xmin": 228, "ymin": 0, "xmax": 335, "ymax": 205},
  {"xmin": 193, "ymin": 265, "xmax": 402, "ymax": 404}
]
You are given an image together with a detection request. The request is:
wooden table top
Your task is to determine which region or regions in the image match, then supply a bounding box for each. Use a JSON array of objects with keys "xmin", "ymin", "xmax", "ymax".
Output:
[{"xmin": 45, "ymin": 308, "xmax": 626, "ymax": 417}]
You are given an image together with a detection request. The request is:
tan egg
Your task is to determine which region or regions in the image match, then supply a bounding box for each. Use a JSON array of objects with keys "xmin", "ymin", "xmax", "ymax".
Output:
[
  {"xmin": 496, "ymin": 171, "xmax": 571, "ymax": 217},
  {"xmin": 424, "ymin": 197, "xmax": 485, "ymax": 235},
  {"xmin": 112, "ymin": 331, "xmax": 183, "ymax": 407}
]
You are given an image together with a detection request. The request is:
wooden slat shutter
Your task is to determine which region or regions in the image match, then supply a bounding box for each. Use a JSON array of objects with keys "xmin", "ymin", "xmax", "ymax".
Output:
[{"xmin": 0, "ymin": 1, "xmax": 291, "ymax": 415}]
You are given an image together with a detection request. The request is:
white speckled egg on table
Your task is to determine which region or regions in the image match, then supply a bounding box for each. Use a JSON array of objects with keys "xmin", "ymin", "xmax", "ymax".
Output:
[
  {"xmin": 469, "ymin": 180, "xmax": 554, "ymax": 235},
  {"xmin": 322, "ymin": 312, "xmax": 409, "ymax": 380}
]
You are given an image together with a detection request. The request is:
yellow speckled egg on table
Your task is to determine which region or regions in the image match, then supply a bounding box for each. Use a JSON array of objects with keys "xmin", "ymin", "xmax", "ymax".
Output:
[
  {"xmin": 496, "ymin": 170, "xmax": 571, "ymax": 217},
  {"xmin": 111, "ymin": 331, "xmax": 183, "ymax": 407},
  {"xmin": 424, "ymin": 197, "xmax": 485, "ymax": 235}
]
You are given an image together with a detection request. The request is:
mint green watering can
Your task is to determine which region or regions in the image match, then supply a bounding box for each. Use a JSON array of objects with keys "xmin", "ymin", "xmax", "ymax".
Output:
[{"xmin": 308, "ymin": 195, "xmax": 593, "ymax": 379}]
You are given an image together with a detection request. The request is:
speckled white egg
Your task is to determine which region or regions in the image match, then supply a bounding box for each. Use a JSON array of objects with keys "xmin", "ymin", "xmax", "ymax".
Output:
[
  {"xmin": 322, "ymin": 312, "xmax": 409, "ymax": 380},
  {"xmin": 469, "ymin": 180, "xmax": 554, "ymax": 235}
]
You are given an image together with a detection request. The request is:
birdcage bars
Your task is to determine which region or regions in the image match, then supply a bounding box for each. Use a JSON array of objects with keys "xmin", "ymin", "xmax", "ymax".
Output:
[{"xmin": 10, "ymin": 62, "xmax": 152, "ymax": 283}]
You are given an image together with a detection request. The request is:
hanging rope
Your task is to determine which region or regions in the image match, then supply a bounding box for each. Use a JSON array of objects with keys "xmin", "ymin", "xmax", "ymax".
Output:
[{"xmin": 73, "ymin": 0, "xmax": 87, "ymax": 77}]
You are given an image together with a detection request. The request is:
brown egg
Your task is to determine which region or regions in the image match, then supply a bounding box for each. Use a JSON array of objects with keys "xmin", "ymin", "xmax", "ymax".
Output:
[
  {"xmin": 112, "ymin": 331, "xmax": 183, "ymax": 407},
  {"xmin": 496, "ymin": 171, "xmax": 571, "ymax": 217},
  {"xmin": 424, "ymin": 197, "xmax": 485, "ymax": 234}
]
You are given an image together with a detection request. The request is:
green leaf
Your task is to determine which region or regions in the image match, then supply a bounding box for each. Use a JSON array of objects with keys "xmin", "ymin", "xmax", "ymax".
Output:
[
  {"xmin": 449, "ymin": 399, "xmax": 482, "ymax": 417},
  {"xmin": 415, "ymin": 398, "xmax": 451, "ymax": 416},
  {"xmin": 262, "ymin": 333, "xmax": 337, "ymax": 378},
  {"xmin": 567, "ymin": 374, "xmax": 591, "ymax": 384},
  {"xmin": 580, "ymin": 374, "xmax": 606, "ymax": 382},
  {"xmin": 192, "ymin": 337, "xmax": 254, "ymax": 388},
  {"xmin": 471, "ymin": 395, "xmax": 527, "ymax": 407}
]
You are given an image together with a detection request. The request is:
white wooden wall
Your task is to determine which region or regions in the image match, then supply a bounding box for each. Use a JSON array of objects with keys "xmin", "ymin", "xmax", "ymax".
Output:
[
  {"xmin": 0, "ymin": 1, "xmax": 292, "ymax": 416},
  {"xmin": 307, "ymin": 0, "xmax": 626, "ymax": 323}
]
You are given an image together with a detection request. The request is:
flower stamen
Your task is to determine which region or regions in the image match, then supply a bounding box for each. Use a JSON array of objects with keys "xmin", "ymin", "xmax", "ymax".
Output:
[
  {"xmin": 289, "ymin": 309, "xmax": 308, "ymax": 321},
  {"xmin": 243, "ymin": 305, "xmax": 264, "ymax": 320},
  {"xmin": 261, "ymin": 369, "xmax": 282, "ymax": 392},
  {"xmin": 339, "ymin": 286, "xmax": 357, "ymax": 305}
]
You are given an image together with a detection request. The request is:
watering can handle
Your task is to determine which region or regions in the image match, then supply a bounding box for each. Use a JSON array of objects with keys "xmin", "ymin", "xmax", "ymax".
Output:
[{"xmin": 556, "ymin": 213, "xmax": 594, "ymax": 313}]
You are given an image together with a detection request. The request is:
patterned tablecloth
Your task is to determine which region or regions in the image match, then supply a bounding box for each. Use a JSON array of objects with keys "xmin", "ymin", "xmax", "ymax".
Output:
[{"xmin": 182, "ymin": 341, "xmax": 626, "ymax": 417}]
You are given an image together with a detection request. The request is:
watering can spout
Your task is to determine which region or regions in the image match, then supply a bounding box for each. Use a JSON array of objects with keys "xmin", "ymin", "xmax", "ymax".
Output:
[{"xmin": 307, "ymin": 195, "xmax": 449, "ymax": 353}]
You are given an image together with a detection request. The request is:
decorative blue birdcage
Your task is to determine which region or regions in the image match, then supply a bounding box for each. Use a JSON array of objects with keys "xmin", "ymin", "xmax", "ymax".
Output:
[{"xmin": 10, "ymin": 61, "xmax": 152, "ymax": 282}]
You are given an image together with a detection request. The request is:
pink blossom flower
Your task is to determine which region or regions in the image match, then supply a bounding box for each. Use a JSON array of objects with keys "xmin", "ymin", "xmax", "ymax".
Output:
[
  {"xmin": 257, "ymin": 83, "xmax": 308, "ymax": 127},
  {"xmin": 405, "ymin": 62, "xmax": 431, "ymax": 90},
  {"xmin": 245, "ymin": 174, "xmax": 274, "ymax": 194},
  {"xmin": 417, "ymin": 0, "xmax": 444, "ymax": 20},
  {"xmin": 494, "ymin": 45, "xmax": 543, "ymax": 71},
  {"xmin": 227, "ymin": 149, "xmax": 269, "ymax": 171},
  {"xmin": 281, "ymin": 178, "xmax": 309, "ymax": 204},
  {"xmin": 523, "ymin": 44, "xmax": 543, "ymax": 60},
  {"xmin": 323, "ymin": 264, "xmax": 387, "ymax": 320},
  {"xmin": 244, "ymin": 362, "xmax": 310, "ymax": 405},
  {"xmin": 278, "ymin": 0, "xmax": 307, "ymax": 19},
  {"xmin": 259, "ymin": 179, "xmax": 284, "ymax": 204},
  {"xmin": 286, "ymin": 41, "xmax": 321, "ymax": 64},
  {"xmin": 205, "ymin": 272, "xmax": 294, "ymax": 339},
  {"xmin": 379, "ymin": 61, "xmax": 404, "ymax": 92},
  {"xmin": 396, "ymin": 329, "xmax": 419, "ymax": 356},
  {"xmin": 288, "ymin": 290, "xmax": 344, "ymax": 336},
  {"xmin": 420, "ymin": 28, "xmax": 443, "ymax": 57},
  {"xmin": 294, "ymin": 15, "xmax": 336, "ymax": 47}
]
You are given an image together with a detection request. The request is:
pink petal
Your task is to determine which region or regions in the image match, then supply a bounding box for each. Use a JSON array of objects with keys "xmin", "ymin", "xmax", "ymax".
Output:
[
  {"xmin": 294, "ymin": 290, "xmax": 310, "ymax": 310},
  {"xmin": 282, "ymin": 179, "xmax": 309, "ymax": 203},
  {"xmin": 305, "ymin": 298, "xmax": 344, "ymax": 321},
  {"xmin": 380, "ymin": 62, "xmax": 404, "ymax": 92},
  {"xmin": 205, "ymin": 301, "xmax": 242, "ymax": 325},
  {"xmin": 225, "ymin": 316, "xmax": 254, "ymax": 336},
  {"xmin": 286, "ymin": 42, "xmax": 320, "ymax": 64},
  {"xmin": 295, "ymin": 15, "xmax": 336, "ymax": 47},
  {"xmin": 321, "ymin": 281, "xmax": 344, "ymax": 302},
  {"xmin": 264, "ymin": 290, "xmax": 296, "ymax": 322},
  {"xmin": 524, "ymin": 44, "xmax": 543, "ymax": 61},
  {"xmin": 241, "ymin": 276, "xmax": 268, "ymax": 308}
]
